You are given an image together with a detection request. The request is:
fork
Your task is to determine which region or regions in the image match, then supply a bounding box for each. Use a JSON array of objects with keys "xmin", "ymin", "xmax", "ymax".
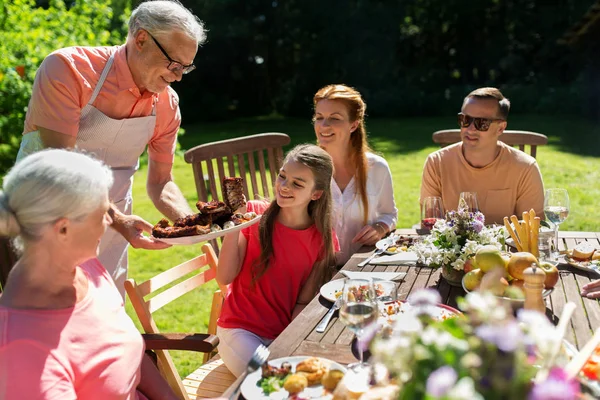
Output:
[
  {"xmin": 316, "ymin": 297, "xmax": 342, "ymax": 333},
  {"xmin": 227, "ymin": 344, "xmax": 270, "ymax": 400}
]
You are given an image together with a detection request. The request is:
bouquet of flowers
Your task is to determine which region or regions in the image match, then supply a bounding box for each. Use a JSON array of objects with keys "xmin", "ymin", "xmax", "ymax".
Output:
[
  {"xmin": 368, "ymin": 289, "xmax": 580, "ymax": 400},
  {"xmin": 412, "ymin": 202, "xmax": 505, "ymax": 273}
]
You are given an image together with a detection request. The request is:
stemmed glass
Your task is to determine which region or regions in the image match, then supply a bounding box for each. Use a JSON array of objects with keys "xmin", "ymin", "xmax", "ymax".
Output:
[
  {"xmin": 339, "ymin": 279, "xmax": 378, "ymax": 371},
  {"xmin": 459, "ymin": 192, "xmax": 480, "ymax": 212},
  {"xmin": 421, "ymin": 196, "xmax": 444, "ymax": 232},
  {"xmin": 544, "ymin": 188, "xmax": 570, "ymax": 260}
]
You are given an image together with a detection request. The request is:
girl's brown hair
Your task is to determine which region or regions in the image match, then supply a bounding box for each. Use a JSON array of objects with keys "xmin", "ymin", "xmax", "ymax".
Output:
[
  {"xmin": 251, "ymin": 144, "xmax": 336, "ymax": 286},
  {"xmin": 313, "ymin": 84, "xmax": 371, "ymax": 225}
]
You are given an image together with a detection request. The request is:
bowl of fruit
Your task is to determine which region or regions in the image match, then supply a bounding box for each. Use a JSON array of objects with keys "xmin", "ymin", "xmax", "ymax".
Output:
[{"xmin": 462, "ymin": 246, "xmax": 556, "ymax": 309}]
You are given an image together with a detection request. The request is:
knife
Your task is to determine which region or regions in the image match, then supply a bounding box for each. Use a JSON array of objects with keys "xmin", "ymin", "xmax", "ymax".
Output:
[
  {"xmin": 316, "ymin": 297, "xmax": 342, "ymax": 333},
  {"xmin": 358, "ymin": 239, "xmax": 392, "ymax": 268}
]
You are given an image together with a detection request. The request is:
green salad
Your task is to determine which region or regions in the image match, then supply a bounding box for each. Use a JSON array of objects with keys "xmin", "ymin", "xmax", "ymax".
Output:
[{"xmin": 258, "ymin": 375, "xmax": 288, "ymax": 395}]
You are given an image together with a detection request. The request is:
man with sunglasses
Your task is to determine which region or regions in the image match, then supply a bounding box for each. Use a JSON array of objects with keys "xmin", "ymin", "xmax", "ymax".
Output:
[
  {"xmin": 420, "ymin": 87, "xmax": 544, "ymax": 224},
  {"xmin": 15, "ymin": 0, "xmax": 205, "ymax": 296}
]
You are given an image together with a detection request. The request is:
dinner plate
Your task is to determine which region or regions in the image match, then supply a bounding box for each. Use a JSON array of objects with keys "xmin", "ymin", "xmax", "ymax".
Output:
[
  {"xmin": 560, "ymin": 253, "xmax": 600, "ymax": 275},
  {"xmin": 240, "ymin": 356, "xmax": 347, "ymax": 400},
  {"xmin": 379, "ymin": 300, "xmax": 460, "ymax": 326},
  {"xmin": 154, "ymin": 215, "xmax": 261, "ymax": 245},
  {"xmin": 320, "ymin": 279, "xmax": 345, "ymax": 303}
]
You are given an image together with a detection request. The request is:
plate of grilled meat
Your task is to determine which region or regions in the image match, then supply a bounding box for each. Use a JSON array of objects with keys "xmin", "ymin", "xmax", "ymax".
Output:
[{"xmin": 151, "ymin": 177, "xmax": 261, "ymax": 245}]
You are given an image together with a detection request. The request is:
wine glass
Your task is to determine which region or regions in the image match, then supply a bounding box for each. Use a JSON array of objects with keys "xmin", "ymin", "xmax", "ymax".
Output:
[
  {"xmin": 459, "ymin": 192, "xmax": 480, "ymax": 212},
  {"xmin": 339, "ymin": 279, "xmax": 378, "ymax": 371},
  {"xmin": 421, "ymin": 196, "xmax": 444, "ymax": 232},
  {"xmin": 544, "ymin": 188, "xmax": 570, "ymax": 260}
]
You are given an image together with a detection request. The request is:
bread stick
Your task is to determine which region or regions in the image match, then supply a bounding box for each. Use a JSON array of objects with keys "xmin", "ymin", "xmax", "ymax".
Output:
[
  {"xmin": 510, "ymin": 215, "xmax": 523, "ymax": 248},
  {"xmin": 531, "ymin": 217, "xmax": 541, "ymax": 258},
  {"xmin": 522, "ymin": 212, "xmax": 530, "ymax": 252},
  {"xmin": 504, "ymin": 216, "xmax": 522, "ymax": 251}
]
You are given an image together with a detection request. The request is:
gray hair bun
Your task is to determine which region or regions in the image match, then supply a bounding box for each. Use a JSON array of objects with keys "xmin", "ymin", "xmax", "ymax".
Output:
[{"xmin": 0, "ymin": 191, "xmax": 21, "ymax": 237}]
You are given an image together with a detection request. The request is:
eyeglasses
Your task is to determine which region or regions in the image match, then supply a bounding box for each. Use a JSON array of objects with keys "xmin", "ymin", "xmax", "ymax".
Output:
[
  {"xmin": 457, "ymin": 113, "xmax": 504, "ymax": 132},
  {"xmin": 148, "ymin": 32, "xmax": 196, "ymax": 75}
]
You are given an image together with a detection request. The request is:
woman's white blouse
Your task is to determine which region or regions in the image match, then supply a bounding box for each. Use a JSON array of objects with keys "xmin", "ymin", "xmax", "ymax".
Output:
[{"xmin": 332, "ymin": 152, "xmax": 398, "ymax": 266}]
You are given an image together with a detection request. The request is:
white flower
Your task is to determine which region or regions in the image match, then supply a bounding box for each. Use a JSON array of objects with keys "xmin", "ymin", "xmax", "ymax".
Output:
[{"xmin": 446, "ymin": 377, "xmax": 484, "ymax": 400}]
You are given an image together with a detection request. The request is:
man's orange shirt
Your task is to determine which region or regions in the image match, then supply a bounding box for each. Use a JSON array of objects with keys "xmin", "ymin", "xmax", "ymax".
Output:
[{"xmin": 23, "ymin": 45, "xmax": 180, "ymax": 164}]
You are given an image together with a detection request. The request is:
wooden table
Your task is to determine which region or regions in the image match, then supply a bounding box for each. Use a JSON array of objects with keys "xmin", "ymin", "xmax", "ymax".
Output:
[
  {"xmin": 222, "ymin": 229, "xmax": 600, "ymax": 398},
  {"xmin": 267, "ymin": 229, "xmax": 600, "ymax": 363}
]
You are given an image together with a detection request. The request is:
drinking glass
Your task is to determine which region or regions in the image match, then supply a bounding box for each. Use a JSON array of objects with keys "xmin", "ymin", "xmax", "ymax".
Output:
[
  {"xmin": 459, "ymin": 192, "xmax": 480, "ymax": 212},
  {"xmin": 421, "ymin": 196, "xmax": 444, "ymax": 232},
  {"xmin": 544, "ymin": 188, "xmax": 570, "ymax": 260},
  {"xmin": 339, "ymin": 279, "xmax": 378, "ymax": 370}
]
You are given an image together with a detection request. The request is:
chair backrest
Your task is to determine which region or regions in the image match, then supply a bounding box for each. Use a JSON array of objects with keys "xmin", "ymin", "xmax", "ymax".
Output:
[
  {"xmin": 184, "ymin": 133, "xmax": 291, "ymax": 203},
  {"xmin": 432, "ymin": 129, "xmax": 548, "ymax": 158},
  {"xmin": 124, "ymin": 243, "xmax": 226, "ymax": 400},
  {"xmin": 0, "ymin": 237, "xmax": 18, "ymax": 292}
]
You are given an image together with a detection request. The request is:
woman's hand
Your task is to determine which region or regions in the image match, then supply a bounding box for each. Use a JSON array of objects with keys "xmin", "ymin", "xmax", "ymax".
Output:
[
  {"xmin": 581, "ymin": 279, "xmax": 600, "ymax": 298},
  {"xmin": 351, "ymin": 222, "xmax": 388, "ymax": 246}
]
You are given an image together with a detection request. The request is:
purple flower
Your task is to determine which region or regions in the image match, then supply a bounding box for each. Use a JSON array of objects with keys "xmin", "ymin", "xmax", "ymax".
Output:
[
  {"xmin": 426, "ymin": 366, "xmax": 458, "ymax": 397},
  {"xmin": 475, "ymin": 321, "xmax": 523, "ymax": 352},
  {"xmin": 475, "ymin": 212, "xmax": 485, "ymax": 223},
  {"xmin": 408, "ymin": 289, "xmax": 441, "ymax": 307},
  {"xmin": 471, "ymin": 219, "xmax": 484, "ymax": 233},
  {"xmin": 357, "ymin": 321, "xmax": 381, "ymax": 354},
  {"xmin": 528, "ymin": 367, "xmax": 580, "ymax": 400}
]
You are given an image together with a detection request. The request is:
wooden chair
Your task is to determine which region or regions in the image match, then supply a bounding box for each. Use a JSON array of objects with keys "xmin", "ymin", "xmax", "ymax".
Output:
[
  {"xmin": 184, "ymin": 132, "xmax": 291, "ymax": 252},
  {"xmin": 0, "ymin": 237, "xmax": 18, "ymax": 291},
  {"xmin": 432, "ymin": 129, "xmax": 548, "ymax": 158},
  {"xmin": 125, "ymin": 243, "xmax": 234, "ymax": 400}
]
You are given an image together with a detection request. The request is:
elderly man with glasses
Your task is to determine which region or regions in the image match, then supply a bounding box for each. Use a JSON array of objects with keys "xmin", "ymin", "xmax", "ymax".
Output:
[
  {"xmin": 16, "ymin": 0, "xmax": 204, "ymax": 296},
  {"xmin": 419, "ymin": 87, "xmax": 544, "ymax": 225}
]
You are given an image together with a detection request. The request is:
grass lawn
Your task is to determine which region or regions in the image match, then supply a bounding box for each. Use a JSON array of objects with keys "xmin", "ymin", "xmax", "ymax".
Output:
[{"xmin": 128, "ymin": 113, "xmax": 600, "ymax": 378}]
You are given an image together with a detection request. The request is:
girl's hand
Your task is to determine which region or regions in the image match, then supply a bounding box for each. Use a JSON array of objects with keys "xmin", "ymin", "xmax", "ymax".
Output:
[
  {"xmin": 581, "ymin": 279, "xmax": 600, "ymax": 298},
  {"xmin": 351, "ymin": 223, "xmax": 387, "ymax": 245}
]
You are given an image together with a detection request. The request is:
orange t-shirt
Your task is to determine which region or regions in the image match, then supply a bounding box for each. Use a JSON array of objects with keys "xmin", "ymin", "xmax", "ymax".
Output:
[
  {"xmin": 23, "ymin": 45, "xmax": 180, "ymax": 164},
  {"xmin": 420, "ymin": 142, "xmax": 544, "ymax": 225},
  {"xmin": 0, "ymin": 259, "xmax": 148, "ymax": 400},
  {"xmin": 218, "ymin": 200, "xmax": 340, "ymax": 339}
]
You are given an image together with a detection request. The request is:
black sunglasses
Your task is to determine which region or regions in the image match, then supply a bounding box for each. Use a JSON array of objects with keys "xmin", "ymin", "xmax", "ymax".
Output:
[
  {"xmin": 148, "ymin": 32, "xmax": 196, "ymax": 75},
  {"xmin": 457, "ymin": 113, "xmax": 504, "ymax": 132}
]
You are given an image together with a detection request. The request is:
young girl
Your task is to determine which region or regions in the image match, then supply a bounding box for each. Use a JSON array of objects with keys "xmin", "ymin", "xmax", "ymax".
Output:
[
  {"xmin": 313, "ymin": 84, "xmax": 398, "ymax": 266},
  {"xmin": 216, "ymin": 144, "xmax": 339, "ymax": 376}
]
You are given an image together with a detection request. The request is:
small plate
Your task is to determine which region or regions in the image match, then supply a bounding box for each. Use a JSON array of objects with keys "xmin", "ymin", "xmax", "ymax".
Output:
[
  {"xmin": 154, "ymin": 215, "xmax": 261, "ymax": 245},
  {"xmin": 380, "ymin": 300, "xmax": 460, "ymax": 326},
  {"xmin": 240, "ymin": 356, "xmax": 347, "ymax": 400},
  {"xmin": 320, "ymin": 279, "xmax": 345, "ymax": 303},
  {"xmin": 561, "ymin": 253, "xmax": 600, "ymax": 275},
  {"xmin": 375, "ymin": 235, "xmax": 419, "ymax": 255}
]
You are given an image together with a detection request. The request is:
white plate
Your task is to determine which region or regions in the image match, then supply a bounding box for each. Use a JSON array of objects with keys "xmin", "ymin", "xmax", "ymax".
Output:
[
  {"xmin": 154, "ymin": 215, "xmax": 261, "ymax": 245},
  {"xmin": 561, "ymin": 254, "xmax": 600, "ymax": 275},
  {"xmin": 375, "ymin": 235, "xmax": 418, "ymax": 255},
  {"xmin": 380, "ymin": 301, "xmax": 460, "ymax": 326},
  {"xmin": 320, "ymin": 279, "xmax": 345, "ymax": 303},
  {"xmin": 240, "ymin": 356, "xmax": 347, "ymax": 400}
]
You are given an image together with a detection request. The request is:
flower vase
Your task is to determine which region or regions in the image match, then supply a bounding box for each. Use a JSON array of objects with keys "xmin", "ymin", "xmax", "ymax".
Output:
[{"xmin": 441, "ymin": 264, "xmax": 465, "ymax": 287}]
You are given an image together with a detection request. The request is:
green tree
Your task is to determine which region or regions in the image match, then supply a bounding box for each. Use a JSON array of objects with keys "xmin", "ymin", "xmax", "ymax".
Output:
[{"xmin": 0, "ymin": 0, "xmax": 127, "ymax": 175}]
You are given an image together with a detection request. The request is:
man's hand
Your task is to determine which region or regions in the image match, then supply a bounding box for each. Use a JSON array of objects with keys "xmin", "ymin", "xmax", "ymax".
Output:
[
  {"xmin": 581, "ymin": 279, "xmax": 600, "ymax": 299},
  {"xmin": 109, "ymin": 205, "xmax": 171, "ymax": 250}
]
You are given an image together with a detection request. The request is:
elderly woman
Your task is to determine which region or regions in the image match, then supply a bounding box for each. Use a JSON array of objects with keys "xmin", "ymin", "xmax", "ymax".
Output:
[
  {"xmin": 0, "ymin": 149, "xmax": 179, "ymax": 399},
  {"xmin": 313, "ymin": 84, "xmax": 398, "ymax": 266}
]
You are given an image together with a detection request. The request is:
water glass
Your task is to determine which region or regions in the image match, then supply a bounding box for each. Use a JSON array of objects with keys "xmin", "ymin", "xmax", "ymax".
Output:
[
  {"xmin": 421, "ymin": 196, "xmax": 444, "ymax": 232},
  {"xmin": 544, "ymin": 188, "xmax": 570, "ymax": 260},
  {"xmin": 459, "ymin": 192, "xmax": 480, "ymax": 212}
]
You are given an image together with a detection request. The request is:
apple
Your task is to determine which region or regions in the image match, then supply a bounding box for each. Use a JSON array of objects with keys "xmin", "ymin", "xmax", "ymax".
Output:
[
  {"xmin": 507, "ymin": 252, "xmax": 538, "ymax": 280},
  {"xmin": 464, "ymin": 257, "xmax": 476, "ymax": 273},
  {"xmin": 464, "ymin": 268, "xmax": 484, "ymax": 291},
  {"xmin": 539, "ymin": 261, "xmax": 559, "ymax": 289},
  {"xmin": 511, "ymin": 279, "xmax": 525, "ymax": 289},
  {"xmin": 475, "ymin": 245, "xmax": 505, "ymax": 273}
]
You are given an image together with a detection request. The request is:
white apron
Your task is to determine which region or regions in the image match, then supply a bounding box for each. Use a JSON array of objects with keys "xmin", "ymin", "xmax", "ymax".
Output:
[{"xmin": 17, "ymin": 54, "xmax": 156, "ymax": 296}]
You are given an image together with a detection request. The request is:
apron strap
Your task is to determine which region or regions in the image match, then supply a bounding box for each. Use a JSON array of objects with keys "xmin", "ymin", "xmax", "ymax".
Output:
[{"xmin": 88, "ymin": 54, "xmax": 115, "ymax": 106}]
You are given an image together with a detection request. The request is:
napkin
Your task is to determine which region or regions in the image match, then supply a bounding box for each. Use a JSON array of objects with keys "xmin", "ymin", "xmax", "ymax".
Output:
[
  {"xmin": 341, "ymin": 271, "xmax": 407, "ymax": 281},
  {"xmin": 369, "ymin": 251, "xmax": 419, "ymax": 265}
]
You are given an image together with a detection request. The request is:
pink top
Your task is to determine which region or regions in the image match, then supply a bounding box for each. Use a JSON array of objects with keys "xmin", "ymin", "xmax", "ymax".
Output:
[
  {"xmin": 218, "ymin": 200, "xmax": 340, "ymax": 339},
  {"xmin": 0, "ymin": 258, "xmax": 148, "ymax": 400},
  {"xmin": 23, "ymin": 45, "xmax": 180, "ymax": 164}
]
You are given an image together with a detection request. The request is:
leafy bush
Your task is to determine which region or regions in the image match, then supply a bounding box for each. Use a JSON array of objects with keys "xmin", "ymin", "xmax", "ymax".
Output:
[{"xmin": 0, "ymin": 0, "xmax": 127, "ymax": 175}]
